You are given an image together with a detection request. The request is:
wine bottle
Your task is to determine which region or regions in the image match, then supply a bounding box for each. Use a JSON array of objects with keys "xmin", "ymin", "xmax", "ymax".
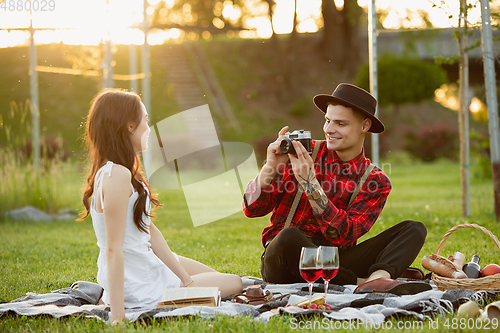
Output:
[{"xmin": 462, "ymin": 254, "xmax": 481, "ymax": 279}]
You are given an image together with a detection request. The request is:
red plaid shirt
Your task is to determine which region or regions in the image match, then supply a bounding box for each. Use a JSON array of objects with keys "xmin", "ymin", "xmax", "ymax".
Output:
[{"xmin": 243, "ymin": 141, "xmax": 391, "ymax": 249}]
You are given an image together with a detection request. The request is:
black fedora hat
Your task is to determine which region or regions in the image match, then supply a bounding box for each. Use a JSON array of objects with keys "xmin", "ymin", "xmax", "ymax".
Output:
[{"xmin": 313, "ymin": 83, "xmax": 385, "ymax": 133}]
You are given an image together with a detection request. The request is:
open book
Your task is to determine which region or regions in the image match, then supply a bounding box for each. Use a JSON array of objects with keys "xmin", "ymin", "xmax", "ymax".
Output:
[{"xmin": 156, "ymin": 287, "xmax": 220, "ymax": 308}]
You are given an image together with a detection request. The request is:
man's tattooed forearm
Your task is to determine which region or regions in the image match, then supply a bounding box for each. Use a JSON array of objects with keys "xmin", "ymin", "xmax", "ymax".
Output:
[
  {"xmin": 315, "ymin": 194, "xmax": 329, "ymax": 210},
  {"xmin": 310, "ymin": 192, "xmax": 329, "ymax": 215},
  {"xmin": 302, "ymin": 182, "xmax": 320, "ymax": 194},
  {"xmin": 298, "ymin": 167, "xmax": 317, "ymax": 193}
]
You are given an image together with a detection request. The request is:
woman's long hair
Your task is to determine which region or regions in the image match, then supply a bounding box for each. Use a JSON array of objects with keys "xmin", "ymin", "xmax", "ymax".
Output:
[{"xmin": 77, "ymin": 89, "xmax": 161, "ymax": 232}]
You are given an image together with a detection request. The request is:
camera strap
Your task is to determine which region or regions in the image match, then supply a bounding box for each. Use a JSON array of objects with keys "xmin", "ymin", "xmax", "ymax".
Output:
[
  {"xmin": 347, "ymin": 163, "xmax": 375, "ymax": 209},
  {"xmin": 284, "ymin": 140, "xmax": 322, "ymax": 228}
]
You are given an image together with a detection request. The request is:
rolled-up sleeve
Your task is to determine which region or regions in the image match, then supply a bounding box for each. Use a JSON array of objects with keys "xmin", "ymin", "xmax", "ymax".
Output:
[
  {"xmin": 243, "ymin": 170, "xmax": 286, "ymax": 218},
  {"xmin": 318, "ymin": 170, "xmax": 391, "ymax": 247}
]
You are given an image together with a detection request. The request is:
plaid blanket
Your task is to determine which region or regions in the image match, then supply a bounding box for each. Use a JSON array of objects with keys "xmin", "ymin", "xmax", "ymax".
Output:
[{"xmin": 1, "ymin": 278, "xmax": 499, "ymax": 325}]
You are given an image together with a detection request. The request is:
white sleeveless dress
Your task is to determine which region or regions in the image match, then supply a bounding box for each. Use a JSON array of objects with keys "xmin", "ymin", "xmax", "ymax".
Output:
[{"xmin": 90, "ymin": 161, "xmax": 181, "ymax": 308}]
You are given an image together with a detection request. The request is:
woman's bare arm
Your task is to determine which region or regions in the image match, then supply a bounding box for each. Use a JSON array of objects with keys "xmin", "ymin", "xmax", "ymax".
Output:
[
  {"xmin": 149, "ymin": 223, "xmax": 194, "ymax": 287},
  {"xmin": 102, "ymin": 165, "xmax": 132, "ymax": 323}
]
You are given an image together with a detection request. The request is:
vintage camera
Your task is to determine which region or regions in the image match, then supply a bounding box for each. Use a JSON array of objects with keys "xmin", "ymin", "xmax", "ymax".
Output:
[{"xmin": 279, "ymin": 129, "xmax": 312, "ymax": 155}]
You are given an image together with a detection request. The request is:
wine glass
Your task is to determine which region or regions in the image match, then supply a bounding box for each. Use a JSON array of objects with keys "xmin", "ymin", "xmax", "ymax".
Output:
[
  {"xmin": 317, "ymin": 246, "xmax": 339, "ymax": 298},
  {"xmin": 299, "ymin": 247, "xmax": 321, "ymax": 305}
]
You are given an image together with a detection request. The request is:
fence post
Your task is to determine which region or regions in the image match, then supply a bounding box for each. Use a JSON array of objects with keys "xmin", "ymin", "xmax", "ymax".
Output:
[
  {"xmin": 29, "ymin": 22, "xmax": 40, "ymax": 170},
  {"xmin": 480, "ymin": 0, "xmax": 500, "ymax": 221},
  {"xmin": 129, "ymin": 44, "xmax": 139, "ymax": 92},
  {"xmin": 368, "ymin": 0, "xmax": 379, "ymax": 166},
  {"xmin": 142, "ymin": 0, "xmax": 151, "ymax": 168},
  {"xmin": 458, "ymin": 0, "xmax": 471, "ymax": 217}
]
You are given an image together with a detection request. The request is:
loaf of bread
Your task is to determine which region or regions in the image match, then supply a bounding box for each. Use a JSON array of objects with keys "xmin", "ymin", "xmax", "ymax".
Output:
[
  {"xmin": 447, "ymin": 252, "xmax": 466, "ymax": 271},
  {"xmin": 421, "ymin": 253, "xmax": 468, "ymax": 279}
]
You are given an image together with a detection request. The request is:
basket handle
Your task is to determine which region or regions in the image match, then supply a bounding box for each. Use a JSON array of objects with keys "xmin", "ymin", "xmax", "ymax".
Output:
[{"xmin": 436, "ymin": 223, "xmax": 500, "ymax": 256}]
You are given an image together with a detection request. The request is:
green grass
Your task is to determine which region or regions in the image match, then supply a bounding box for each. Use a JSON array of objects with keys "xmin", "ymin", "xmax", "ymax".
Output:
[
  {"xmin": 1, "ymin": 159, "xmax": 500, "ymax": 332},
  {"xmin": 0, "ymin": 149, "xmax": 84, "ymax": 214}
]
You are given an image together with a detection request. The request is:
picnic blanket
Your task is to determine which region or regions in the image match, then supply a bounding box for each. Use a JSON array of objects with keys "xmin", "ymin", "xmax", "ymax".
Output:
[{"xmin": 1, "ymin": 278, "xmax": 499, "ymax": 325}]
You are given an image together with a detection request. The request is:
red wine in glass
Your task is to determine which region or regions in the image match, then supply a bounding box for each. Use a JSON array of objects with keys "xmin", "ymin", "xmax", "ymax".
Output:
[
  {"xmin": 299, "ymin": 247, "xmax": 320, "ymax": 305},
  {"xmin": 300, "ymin": 267, "xmax": 322, "ymax": 283},
  {"xmin": 321, "ymin": 268, "xmax": 339, "ymax": 281},
  {"xmin": 317, "ymin": 246, "xmax": 339, "ymax": 298}
]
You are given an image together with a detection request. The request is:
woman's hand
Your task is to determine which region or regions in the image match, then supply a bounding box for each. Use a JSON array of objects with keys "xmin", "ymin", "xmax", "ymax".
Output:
[{"xmin": 111, "ymin": 315, "xmax": 127, "ymax": 326}]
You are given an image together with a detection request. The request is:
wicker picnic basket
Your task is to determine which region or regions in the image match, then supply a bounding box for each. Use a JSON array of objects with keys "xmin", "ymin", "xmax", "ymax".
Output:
[{"xmin": 431, "ymin": 223, "xmax": 500, "ymax": 291}]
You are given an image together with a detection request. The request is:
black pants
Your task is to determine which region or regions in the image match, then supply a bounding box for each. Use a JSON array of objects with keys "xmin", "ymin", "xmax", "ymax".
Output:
[{"xmin": 260, "ymin": 220, "xmax": 427, "ymax": 285}]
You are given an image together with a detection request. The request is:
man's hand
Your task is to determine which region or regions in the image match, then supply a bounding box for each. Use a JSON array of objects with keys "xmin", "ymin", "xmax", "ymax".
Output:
[
  {"xmin": 288, "ymin": 140, "xmax": 317, "ymax": 192},
  {"xmin": 258, "ymin": 126, "xmax": 291, "ymax": 189},
  {"xmin": 289, "ymin": 141, "xmax": 330, "ymax": 216},
  {"xmin": 265, "ymin": 126, "xmax": 290, "ymax": 170}
]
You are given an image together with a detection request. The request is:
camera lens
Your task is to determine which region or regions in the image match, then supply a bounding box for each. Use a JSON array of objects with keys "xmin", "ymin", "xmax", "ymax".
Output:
[{"xmin": 280, "ymin": 138, "xmax": 295, "ymax": 154}]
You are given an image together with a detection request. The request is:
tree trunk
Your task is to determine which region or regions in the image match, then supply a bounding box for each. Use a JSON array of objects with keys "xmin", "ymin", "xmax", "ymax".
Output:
[
  {"xmin": 320, "ymin": 0, "xmax": 362, "ymax": 72},
  {"xmin": 283, "ymin": 0, "xmax": 298, "ymax": 96},
  {"xmin": 264, "ymin": 0, "xmax": 277, "ymax": 47},
  {"xmin": 288, "ymin": 0, "xmax": 299, "ymax": 53},
  {"xmin": 291, "ymin": 0, "xmax": 298, "ymax": 39},
  {"xmin": 321, "ymin": 0, "xmax": 341, "ymax": 62},
  {"xmin": 340, "ymin": 0, "xmax": 362, "ymax": 68}
]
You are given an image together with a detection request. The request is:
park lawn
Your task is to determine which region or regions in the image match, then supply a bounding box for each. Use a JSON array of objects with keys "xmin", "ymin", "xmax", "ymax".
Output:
[{"xmin": 1, "ymin": 159, "xmax": 500, "ymax": 332}]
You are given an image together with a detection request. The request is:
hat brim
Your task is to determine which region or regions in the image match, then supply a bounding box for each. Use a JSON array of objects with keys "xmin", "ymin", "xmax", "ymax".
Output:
[{"xmin": 313, "ymin": 94, "xmax": 385, "ymax": 133}]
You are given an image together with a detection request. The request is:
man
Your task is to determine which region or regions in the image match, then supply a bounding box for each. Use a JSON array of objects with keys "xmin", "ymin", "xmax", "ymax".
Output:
[{"xmin": 243, "ymin": 83, "xmax": 430, "ymax": 294}]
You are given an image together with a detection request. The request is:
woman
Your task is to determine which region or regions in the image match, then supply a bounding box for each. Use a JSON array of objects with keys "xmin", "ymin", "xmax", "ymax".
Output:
[{"xmin": 78, "ymin": 89, "xmax": 242, "ymax": 323}]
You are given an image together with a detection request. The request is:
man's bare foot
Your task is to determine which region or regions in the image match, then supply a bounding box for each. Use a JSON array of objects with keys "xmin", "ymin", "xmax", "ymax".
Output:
[
  {"xmin": 356, "ymin": 278, "xmax": 367, "ymax": 285},
  {"xmin": 364, "ymin": 269, "xmax": 391, "ymax": 283}
]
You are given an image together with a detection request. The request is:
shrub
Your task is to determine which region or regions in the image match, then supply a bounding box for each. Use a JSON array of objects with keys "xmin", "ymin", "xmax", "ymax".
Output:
[
  {"xmin": 403, "ymin": 122, "xmax": 459, "ymax": 162},
  {"xmin": 355, "ymin": 55, "xmax": 448, "ymax": 106},
  {"xmin": 0, "ymin": 147, "xmax": 81, "ymax": 215},
  {"xmin": 1, "ymin": 100, "xmax": 70, "ymax": 161},
  {"xmin": 22, "ymin": 135, "xmax": 70, "ymax": 161},
  {"xmin": 470, "ymin": 129, "xmax": 492, "ymax": 179}
]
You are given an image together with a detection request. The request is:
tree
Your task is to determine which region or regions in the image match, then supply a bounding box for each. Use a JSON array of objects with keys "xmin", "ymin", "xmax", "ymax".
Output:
[
  {"xmin": 291, "ymin": 0, "xmax": 298, "ymax": 39},
  {"xmin": 356, "ymin": 55, "xmax": 451, "ymax": 163},
  {"xmin": 433, "ymin": 0, "xmax": 500, "ymax": 219},
  {"xmin": 457, "ymin": 0, "xmax": 471, "ymax": 217},
  {"xmin": 151, "ymin": 0, "xmax": 247, "ymax": 35},
  {"xmin": 263, "ymin": 0, "xmax": 276, "ymax": 42},
  {"xmin": 320, "ymin": 0, "xmax": 364, "ymax": 70}
]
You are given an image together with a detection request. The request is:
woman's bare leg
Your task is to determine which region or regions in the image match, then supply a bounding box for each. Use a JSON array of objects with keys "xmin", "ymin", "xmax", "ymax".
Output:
[
  {"xmin": 191, "ymin": 272, "xmax": 243, "ymax": 298},
  {"xmin": 178, "ymin": 256, "xmax": 242, "ymax": 297},
  {"xmin": 178, "ymin": 256, "xmax": 217, "ymax": 275}
]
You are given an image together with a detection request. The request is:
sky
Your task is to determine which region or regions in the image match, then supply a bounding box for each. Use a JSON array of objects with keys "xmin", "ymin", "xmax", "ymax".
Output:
[{"xmin": 0, "ymin": 0, "xmax": 497, "ymax": 47}]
